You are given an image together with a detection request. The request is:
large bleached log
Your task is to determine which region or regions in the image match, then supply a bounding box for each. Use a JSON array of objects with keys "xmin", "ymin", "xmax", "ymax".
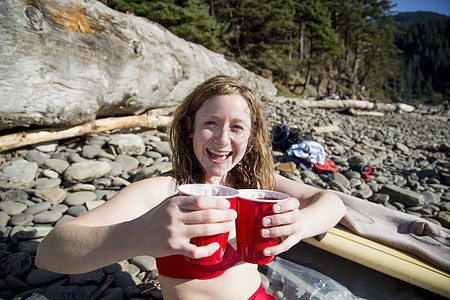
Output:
[
  {"xmin": 0, "ymin": 109, "xmax": 174, "ymax": 152},
  {"xmin": 274, "ymin": 97, "xmax": 415, "ymax": 112},
  {"xmin": 0, "ymin": 0, "xmax": 276, "ymax": 130}
]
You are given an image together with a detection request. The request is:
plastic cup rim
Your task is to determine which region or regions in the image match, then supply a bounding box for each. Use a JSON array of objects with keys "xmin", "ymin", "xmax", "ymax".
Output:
[
  {"xmin": 178, "ymin": 183, "xmax": 239, "ymax": 198},
  {"xmin": 237, "ymin": 189, "xmax": 290, "ymax": 203}
]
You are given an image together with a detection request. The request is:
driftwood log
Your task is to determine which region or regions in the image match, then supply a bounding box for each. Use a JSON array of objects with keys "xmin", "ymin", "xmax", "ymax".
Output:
[
  {"xmin": 0, "ymin": 108, "xmax": 174, "ymax": 152},
  {"xmin": 275, "ymin": 98, "xmax": 415, "ymax": 113},
  {"xmin": 0, "ymin": 0, "xmax": 276, "ymax": 130}
]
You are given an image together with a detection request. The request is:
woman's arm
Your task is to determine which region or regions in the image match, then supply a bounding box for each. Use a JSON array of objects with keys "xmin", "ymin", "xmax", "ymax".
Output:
[
  {"xmin": 35, "ymin": 176, "xmax": 236, "ymax": 274},
  {"xmin": 261, "ymin": 174, "xmax": 346, "ymax": 256}
]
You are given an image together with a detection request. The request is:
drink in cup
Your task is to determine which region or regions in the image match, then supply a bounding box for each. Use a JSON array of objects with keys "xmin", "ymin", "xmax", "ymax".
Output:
[
  {"xmin": 178, "ymin": 184, "xmax": 238, "ymax": 265},
  {"xmin": 236, "ymin": 189, "xmax": 290, "ymax": 264}
]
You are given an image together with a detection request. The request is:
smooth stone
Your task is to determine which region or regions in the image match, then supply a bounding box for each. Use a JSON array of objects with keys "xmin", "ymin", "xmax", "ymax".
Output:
[
  {"xmin": 0, "ymin": 252, "xmax": 32, "ymax": 277},
  {"xmin": 369, "ymin": 194, "xmax": 390, "ymax": 204},
  {"xmin": 109, "ymin": 134, "xmax": 146, "ymax": 156},
  {"xmin": 26, "ymin": 268, "xmax": 65, "ymax": 286},
  {"xmin": 85, "ymin": 200, "xmax": 105, "ymax": 211},
  {"xmin": 0, "ymin": 160, "xmax": 38, "ymax": 189},
  {"xmin": 394, "ymin": 142, "xmax": 409, "ymax": 153},
  {"xmin": 4, "ymin": 274, "xmax": 31, "ymax": 292},
  {"xmin": 33, "ymin": 141, "xmax": 58, "ymax": 152},
  {"xmin": 18, "ymin": 239, "xmax": 41, "ymax": 254},
  {"xmin": 42, "ymin": 168, "xmax": 60, "ymax": 179},
  {"xmin": 3, "ymin": 189, "xmax": 29, "ymax": 202},
  {"xmin": 115, "ymin": 154, "xmax": 139, "ymax": 173},
  {"xmin": 98, "ymin": 151, "xmax": 116, "ymax": 160},
  {"xmin": 108, "ymin": 161, "xmax": 123, "ymax": 176},
  {"xmin": 93, "ymin": 177, "xmax": 111, "ymax": 189},
  {"xmin": 422, "ymin": 191, "xmax": 440, "ymax": 205},
  {"xmin": 33, "ymin": 211, "xmax": 63, "ymax": 224},
  {"xmin": 437, "ymin": 211, "xmax": 450, "ymax": 228},
  {"xmin": 379, "ymin": 184, "xmax": 425, "ymax": 206},
  {"xmin": 68, "ymin": 269, "xmax": 104, "ymax": 285},
  {"xmin": 64, "ymin": 161, "xmax": 111, "ymax": 183},
  {"xmin": 44, "ymin": 158, "xmax": 70, "ymax": 174},
  {"xmin": 33, "ymin": 178, "xmax": 62, "ymax": 189},
  {"xmin": 144, "ymin": 151, "xmax": 162, "ymax": 159},
  {"xmin": 0, "ymin": 201, "xmax": 27, "ymax": 216},
  {"xmin": 125, "ymin": 263, "xmax": 141, "ymax": 277},
  {"xmin": 352, "ymin": 188, "xmax": 373, "ymax": 199},
  {"xmin": 81, "ymin": 145, "xmax": 104, "ymax": 159},
  {"xmin": 67, "ymin": 153, "xmax": 88, "ymax": 163},
  {"xmin": 349, "ymin": 178, "xmax": 362, "ymax": 188},
  {"xmin": 9, "ymin": 214, "xmax": 34, "ymax": 226},
  {"xmin": 16, "ymin": 226, "xmax": 53, "ymax": 239},
  {"xmin": 24, "ymin": 202, "xmax": 52, "ymax": 215},
  {"xmin": 65, "ymin": 191, "xmax": 97, "ymax": 206},
  {"xmin": 153, "ymin": 142, "xmax": 172, "ymax": 157},
  {"xmin": 25, "ymin": 151, "xmax": 50, "ymax": 165},
  {"xmin": 66, "ymin": 205, "xmax": 87, "ymax": 217},
  {"xmin": 50, "ymin": 204, "xmax": 69, "ymax": 213},
  {"xmin": 99, "ymin": 287, "xmax": 124, "ymax": 300},
  {"xmin": 0, "ymin": 212, "xmax": 11, "ymax": 227},
  {"xmin": 70, "ymin": 183, "xmax": 96, "ymax": 192},
  {"xmin": 328, "ymin": 180, "xmax": 350, "ymax": 194},
  {"xmin": 129, "ymin": 256, "xmax": 157, "ymax": 272},
  {"xmin": 140, "ymin": 161, "xmax": 173, "ymax": 178},
  {"xmin": 55, "ymin": 215, "xmax": 74, "ymax": 226},
  {"xmin": 113, "ymin": 271, "xmax": 142, "ymax": 289},
  {"xmin": 34, "ymin": 188, "xmax": 68, "ymax": 205}
]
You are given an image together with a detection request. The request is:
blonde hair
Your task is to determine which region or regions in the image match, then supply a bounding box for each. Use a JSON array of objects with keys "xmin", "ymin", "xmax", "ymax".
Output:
[{"xmin": 169, "ymin": 75, "xmax": 275, "ymax": 189}]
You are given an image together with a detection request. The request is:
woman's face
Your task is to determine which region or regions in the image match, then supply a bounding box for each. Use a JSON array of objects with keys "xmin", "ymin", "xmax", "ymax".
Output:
[{"xmin": 190, "ymin": 93, "xmax": 252, "ymax": 185}]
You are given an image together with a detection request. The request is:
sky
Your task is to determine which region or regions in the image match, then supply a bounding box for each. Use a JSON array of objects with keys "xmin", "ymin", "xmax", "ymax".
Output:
[{"xmin": 392, "ymin": 0, "xmax": 450, "ymax": 16}]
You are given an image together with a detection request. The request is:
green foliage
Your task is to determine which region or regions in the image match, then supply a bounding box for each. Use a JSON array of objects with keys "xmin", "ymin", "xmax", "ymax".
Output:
[
  {"xmin": 107, "ymin": 1, "xmax": 449, "ymax": 104},
  {"xmin": 110, "ymin": 0, "xmax": 227, "ymax": 51},
  {"xmin": 394, "ymin": 12, "xmax": 450, "ymax": 104}
]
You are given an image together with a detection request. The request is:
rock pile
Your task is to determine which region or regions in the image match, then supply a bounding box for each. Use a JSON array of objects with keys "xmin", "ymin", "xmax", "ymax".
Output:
[{"xmin": 0, "ymin": 97, "xmax": 448, "ymax": 299}]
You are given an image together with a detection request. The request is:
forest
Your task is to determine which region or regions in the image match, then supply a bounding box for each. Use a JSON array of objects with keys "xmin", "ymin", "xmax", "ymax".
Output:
[{"xmin": 106, "ymin": 0, "xmax": 449, "ymax": 106}]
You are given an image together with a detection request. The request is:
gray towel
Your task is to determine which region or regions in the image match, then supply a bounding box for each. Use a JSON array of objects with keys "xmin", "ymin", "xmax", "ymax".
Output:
[{"xmin": 335, "ymin": 191, "xmax": 450, "ymax": 272}]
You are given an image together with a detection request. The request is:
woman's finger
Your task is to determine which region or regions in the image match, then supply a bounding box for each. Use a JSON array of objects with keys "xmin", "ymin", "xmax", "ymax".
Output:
[
  {"xmin": 183, "ymin": 242, "xmax": 221, "ymax": 259},
  {"xmin": 182, "ymin": 208, "xmax": 237, "ymax": 224},
  {"xmin": 262, "ymin": 235, "xmax": 301, "ymax": 257},
  {"xmin": 183, "ymin": 221, "xmax": 235, "ymax": 239},
  {"xmin": 271, "ymin": 197, "xmax": 300, "ymax": 213},
  {"xmin": 176, "ymin": 195, "xmax": 232, "ymax": 211},
  {"xmin": 261, "ymin": 221, "xmax": 301, "ymax": 239},
  {"xmin": 262, "ymin": 209, "xmax": 301, "ymax": 227}
]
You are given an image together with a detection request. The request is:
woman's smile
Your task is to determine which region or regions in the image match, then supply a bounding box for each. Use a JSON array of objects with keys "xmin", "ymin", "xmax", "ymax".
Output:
[{"xmin": 206, "ymin": 148, "xmax": 233, "ymax": 162}]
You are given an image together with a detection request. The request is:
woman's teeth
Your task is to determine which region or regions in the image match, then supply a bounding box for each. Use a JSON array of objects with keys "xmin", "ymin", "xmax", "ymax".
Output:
[{"xmin": 208, "ymin": 149, "xmax": 231, "ymax": 160}]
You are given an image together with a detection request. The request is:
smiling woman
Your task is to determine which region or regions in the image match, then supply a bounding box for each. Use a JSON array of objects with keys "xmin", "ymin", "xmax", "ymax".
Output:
[
  {"xmin": 35, "ymin": 75, "xmax": 346, "ymax": 300},
  {"xmin": 169, "ymin": 75, "xmax": 276, "ymax": 190}
]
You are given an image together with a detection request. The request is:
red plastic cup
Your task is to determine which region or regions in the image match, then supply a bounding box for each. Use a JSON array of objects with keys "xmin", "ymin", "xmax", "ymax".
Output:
[
  {"xmin": 236, "ymin": 189, "xmax": 290, "ymax": 264},
  {"xmin": 178, "ymin": 184, "xmax": 238, "ymax": 265}
]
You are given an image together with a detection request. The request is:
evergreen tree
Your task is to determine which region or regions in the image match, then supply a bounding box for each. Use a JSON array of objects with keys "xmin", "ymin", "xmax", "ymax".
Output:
[{"xmin": 110, "ymin": 0, "xmax": 227, "ymax": 51}]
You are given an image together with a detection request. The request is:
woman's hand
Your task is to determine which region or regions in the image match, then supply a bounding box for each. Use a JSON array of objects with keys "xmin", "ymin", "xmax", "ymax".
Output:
[
  {"xmin": 133, "ymin": 194, "xmax": 237, "ymax": 259},
  {"xmin": 260, "ymin": 197, "xmax": 302, "ymax": 257}
]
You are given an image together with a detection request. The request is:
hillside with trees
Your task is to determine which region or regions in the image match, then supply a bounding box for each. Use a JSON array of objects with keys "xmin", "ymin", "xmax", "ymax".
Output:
[{"xmin": 106, "ymin": 0, "xmax": 449, "ymax": 106}]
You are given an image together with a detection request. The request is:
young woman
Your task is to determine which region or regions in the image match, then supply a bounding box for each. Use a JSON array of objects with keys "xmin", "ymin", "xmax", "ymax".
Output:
[{"xmin": 36, "ymin": 75, "xmax": 346, "ymax": 299}]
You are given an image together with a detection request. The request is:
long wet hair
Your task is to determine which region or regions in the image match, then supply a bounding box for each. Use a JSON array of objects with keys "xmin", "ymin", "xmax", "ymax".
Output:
[{"xmin": 169, "ymin": 75, "xmax": 275, "ymax": 190}]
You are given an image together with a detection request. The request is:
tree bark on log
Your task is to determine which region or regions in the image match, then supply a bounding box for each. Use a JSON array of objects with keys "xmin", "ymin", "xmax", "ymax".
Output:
[
  {"xmin": 0, "ymin": 0, "xmax": 276, "ymax": 130},
  {"xmin": 0, "ymin": 108, "xmax": 174, "ymax": 152}
]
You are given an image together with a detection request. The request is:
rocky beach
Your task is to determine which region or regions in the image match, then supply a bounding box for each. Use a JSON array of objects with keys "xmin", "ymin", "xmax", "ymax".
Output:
[{"xmin": 0, "ymin": 96, "xmax": 448, "ymax": 300}]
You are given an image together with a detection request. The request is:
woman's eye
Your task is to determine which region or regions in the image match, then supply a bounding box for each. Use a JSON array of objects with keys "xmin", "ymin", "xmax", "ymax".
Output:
[
  {"xmin": 232, "ymin": 125, "xmax": 244, "ymax": 131},
  {"xmin": 205, "ymin": 121, "xmax": 216, "ymax": 126}
]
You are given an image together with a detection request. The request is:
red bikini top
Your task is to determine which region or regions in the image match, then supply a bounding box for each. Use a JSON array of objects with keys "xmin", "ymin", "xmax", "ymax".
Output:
[{"xmin": 156, "ymin": 243, "xmax": 242, "ymax": 280}]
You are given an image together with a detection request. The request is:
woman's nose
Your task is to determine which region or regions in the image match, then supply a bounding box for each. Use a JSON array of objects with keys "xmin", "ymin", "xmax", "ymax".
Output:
[{"xmin": 214, "ymin": 128, "xmax": 230, "ymax": 145}]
